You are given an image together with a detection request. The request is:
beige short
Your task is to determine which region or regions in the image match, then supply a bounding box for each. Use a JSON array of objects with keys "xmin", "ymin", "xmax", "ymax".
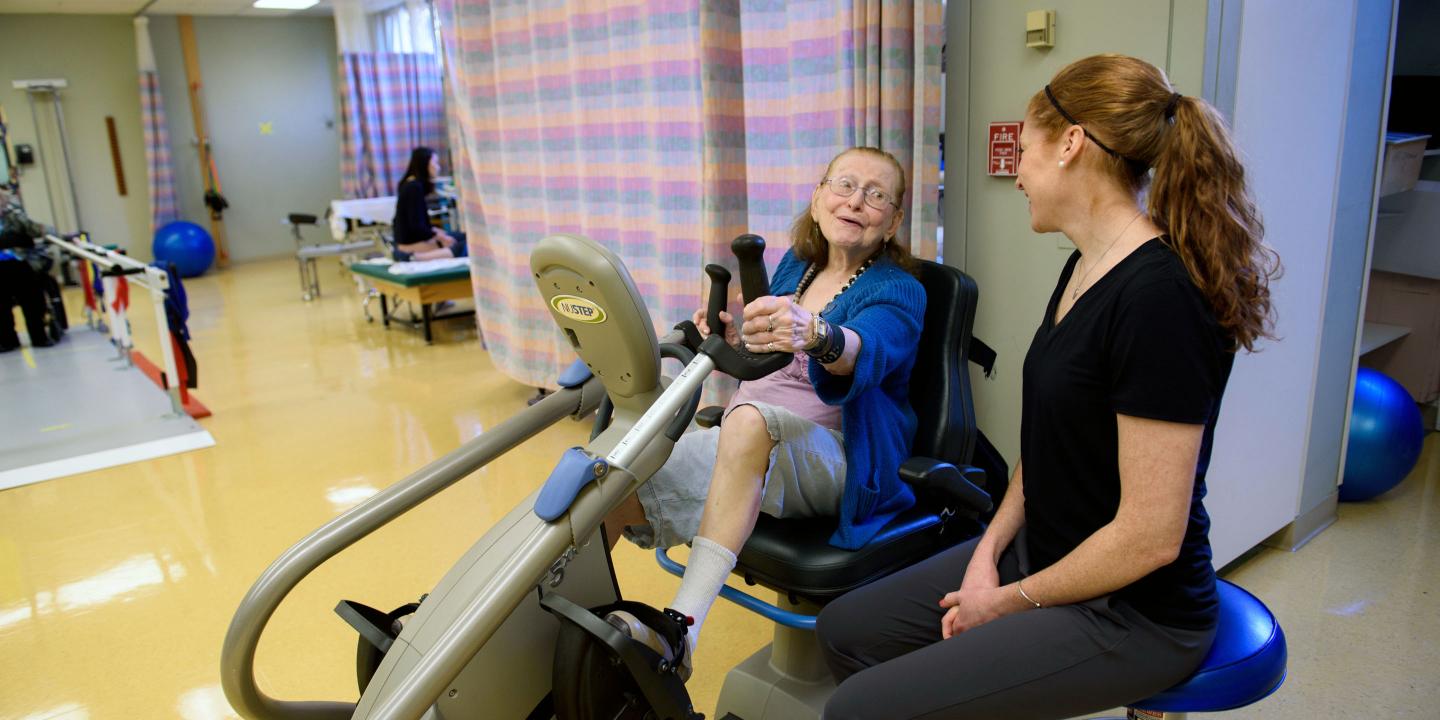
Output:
[{"xmin": 622, "ymin": 401, "xmax": 847, "ymax": 550}]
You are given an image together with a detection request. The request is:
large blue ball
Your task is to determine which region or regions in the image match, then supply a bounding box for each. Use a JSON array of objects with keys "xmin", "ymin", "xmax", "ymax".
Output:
[
  {"xmin": 1340, "ymin": 367, "xmax": 1425, "ymax": 502},
  {"xmin": 153, "ymin": 221, "xmax": 216, "ymax": 278}
]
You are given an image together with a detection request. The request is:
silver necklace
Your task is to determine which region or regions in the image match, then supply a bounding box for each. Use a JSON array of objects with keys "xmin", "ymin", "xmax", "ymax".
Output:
[{"xmin": 1071, "ymin": 210, "xmax": 1143, "ymax": 300}]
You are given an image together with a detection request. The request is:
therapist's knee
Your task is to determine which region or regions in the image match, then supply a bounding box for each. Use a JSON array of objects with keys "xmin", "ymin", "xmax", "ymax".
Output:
[
  {"xmin": 816, "ymin": 595, "xmax": 867, "ymax": 683},
  {"xmin": 821, "ymin": 665, "xmax": 887, "ymax": 720}
]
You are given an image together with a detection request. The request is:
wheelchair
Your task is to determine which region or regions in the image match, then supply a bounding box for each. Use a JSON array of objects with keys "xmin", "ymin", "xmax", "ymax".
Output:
[{"xmin": 1, "ymin": 250, "xmax": 66, "ymax": 348}]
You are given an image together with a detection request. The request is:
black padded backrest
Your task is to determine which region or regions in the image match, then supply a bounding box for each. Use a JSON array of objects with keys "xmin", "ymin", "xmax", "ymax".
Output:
[{"xmin": 907, "ymin": 260, "xmax": 979, "ymax": 466}]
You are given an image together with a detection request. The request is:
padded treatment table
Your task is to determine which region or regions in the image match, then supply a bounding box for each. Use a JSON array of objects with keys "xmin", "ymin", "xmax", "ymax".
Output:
[
  {"xmin": 350, "ymin": 262, "xmax": 475, "ymax": 344},
  {"xmin": 329, "ymin": 196, "xmax": 397, "ymax": 241}
]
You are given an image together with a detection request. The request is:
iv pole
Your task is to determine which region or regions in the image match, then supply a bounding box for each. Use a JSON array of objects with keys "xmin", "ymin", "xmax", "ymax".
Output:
[{"xmin": 14, "ymin": 79, "xmax": 84, "ymax": 233}]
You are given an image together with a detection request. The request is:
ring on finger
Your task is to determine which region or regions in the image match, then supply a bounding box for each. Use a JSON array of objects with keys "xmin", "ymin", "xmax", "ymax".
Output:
[{"xmin": 766, "ymin": 314, "xmax": 775, "ymax": 333}]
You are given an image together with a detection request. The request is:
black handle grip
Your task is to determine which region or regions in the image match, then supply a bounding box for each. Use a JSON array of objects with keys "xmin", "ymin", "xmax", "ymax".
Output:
[
  {"xmin": 704, "ymin": 264, "xmax": 731, "ymax": 339},
  {"xmin": 731, "ymin": 234, "xmax": 770, "ymax": 304},
  {"xmin": 689, "ymin": 233, "xmax": 789, "ymax": 383}
]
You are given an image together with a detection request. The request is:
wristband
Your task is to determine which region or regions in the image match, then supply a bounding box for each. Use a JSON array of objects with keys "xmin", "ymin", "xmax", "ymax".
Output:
[
  {"xmin": 809, "ymin": 320, "xmax": 846, "ymax": 364},
  {"xmin": 802, "ymin": 313, "xmax": 824, "ymax": 351}
]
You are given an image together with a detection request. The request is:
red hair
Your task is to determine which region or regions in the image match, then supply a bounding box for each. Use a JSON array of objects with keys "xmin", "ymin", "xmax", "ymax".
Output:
[{"xmin": 1028, "ymin": 55, "xmax": 1280, "ymax": 351}]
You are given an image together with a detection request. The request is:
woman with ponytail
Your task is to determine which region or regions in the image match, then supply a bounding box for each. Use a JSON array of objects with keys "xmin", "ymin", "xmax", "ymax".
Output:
[{"xmin": 817, "ymin": 55, "xmax": 1280, "ymax": 719}]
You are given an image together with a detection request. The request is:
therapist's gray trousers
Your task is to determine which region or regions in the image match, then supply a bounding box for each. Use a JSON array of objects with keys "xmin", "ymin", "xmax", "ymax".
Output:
[{"xmin": 817, "ymin": 535, "xmax": 1216, "ymax": 720}]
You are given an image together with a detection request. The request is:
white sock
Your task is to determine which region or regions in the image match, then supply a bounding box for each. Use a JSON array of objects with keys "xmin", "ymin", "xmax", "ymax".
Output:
[{"xmin": 669, "ymin": 535, "xmax": 737, "ymax": 653}]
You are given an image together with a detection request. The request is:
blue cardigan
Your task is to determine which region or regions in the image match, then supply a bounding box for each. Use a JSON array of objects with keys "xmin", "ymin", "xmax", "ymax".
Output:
[{"xmin": 769, "ymin": 249, "xmax": 926, "ymax": 549}]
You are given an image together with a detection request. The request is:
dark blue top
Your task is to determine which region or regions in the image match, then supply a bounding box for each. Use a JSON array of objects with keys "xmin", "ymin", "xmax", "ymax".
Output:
[
  {"xmin": 392, "ymin": 178, "xmax": 435, "ymax": 246},
  {"xmin": 769, "ymin": 249, "xmax": 927, "ymax": 550}
]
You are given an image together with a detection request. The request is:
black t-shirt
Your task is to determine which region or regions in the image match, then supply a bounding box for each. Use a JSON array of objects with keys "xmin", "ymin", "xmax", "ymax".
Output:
[
  {"xmin": 392, "ymin": 178, "xmax": 436, "ymax": 246},
  {"xmin": 1021, "ymin": 238, "xmax": 1233, "ymax": 630}
]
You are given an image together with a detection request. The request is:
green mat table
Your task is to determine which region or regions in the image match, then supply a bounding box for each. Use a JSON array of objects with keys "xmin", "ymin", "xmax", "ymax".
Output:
[{"xmin": 350, "ymin": 262, "xmax": 474, "ymax": 344}]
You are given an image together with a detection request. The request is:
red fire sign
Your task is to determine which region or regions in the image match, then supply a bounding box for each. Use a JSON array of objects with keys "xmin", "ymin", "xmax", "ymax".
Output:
[{"xmin": 988, "ymin": 121, "xmax": 1023, "ymax": 176}]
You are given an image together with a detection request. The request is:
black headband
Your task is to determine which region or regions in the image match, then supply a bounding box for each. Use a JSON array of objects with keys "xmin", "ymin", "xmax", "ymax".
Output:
[
  {"xmin": 1045, "ymin": 84, "xmax": 1182, "ymax": 168},
  {"xmin": 1044, "ymin": 84, "xmax": 1129, "ymax": 162}
]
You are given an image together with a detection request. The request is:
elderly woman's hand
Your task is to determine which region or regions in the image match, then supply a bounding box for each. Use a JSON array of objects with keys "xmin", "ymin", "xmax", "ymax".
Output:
[
  {"xmin": 690, "ymin": 306, "xmax": 739, "ymax": 345},
  {"xmin": 740, "ymin": 296, "xmax": 815, "ymax": 354}
]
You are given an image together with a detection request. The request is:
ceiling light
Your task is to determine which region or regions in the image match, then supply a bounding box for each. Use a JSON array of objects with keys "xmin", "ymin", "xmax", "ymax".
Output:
[{"xmin": 253, "ymin": 0, "xmax": 320, "ymax": 9}]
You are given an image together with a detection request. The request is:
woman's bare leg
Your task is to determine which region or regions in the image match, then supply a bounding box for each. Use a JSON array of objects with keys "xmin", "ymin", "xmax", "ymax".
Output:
[
  {"xmin": 695, "ymin": 404, "xmax": 775, "ymax": 553},
  {"xmin": 602, "ymin": 493, "xmax": 647, "ymax": 551}
]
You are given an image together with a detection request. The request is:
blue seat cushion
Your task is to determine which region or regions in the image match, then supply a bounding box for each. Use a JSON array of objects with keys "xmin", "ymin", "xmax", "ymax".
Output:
[{"xmin": 1136, "ymin": 579, "xmax": 1287, "ymax": 712}]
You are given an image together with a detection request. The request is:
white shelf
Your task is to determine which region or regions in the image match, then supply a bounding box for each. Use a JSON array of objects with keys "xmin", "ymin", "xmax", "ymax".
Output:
[{"xmin": 1359, "ymin": 322, "xmax": 1411, "ymax": 355}]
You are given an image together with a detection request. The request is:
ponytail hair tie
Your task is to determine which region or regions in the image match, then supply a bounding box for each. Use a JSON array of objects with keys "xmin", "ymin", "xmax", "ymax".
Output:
[{"xmin": 1164, "ymin": 93, "xmax": 1183, "ymax": 121}]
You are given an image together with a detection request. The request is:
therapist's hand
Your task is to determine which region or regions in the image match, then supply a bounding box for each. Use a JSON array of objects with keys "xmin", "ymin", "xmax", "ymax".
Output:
[
  {"xmin": 939, "ymin": 584, "xmax": 1017, "ymax": 639},
  {"xmin": 939, "ymin": 556, "xmax": 1036, "ymax": 640}
]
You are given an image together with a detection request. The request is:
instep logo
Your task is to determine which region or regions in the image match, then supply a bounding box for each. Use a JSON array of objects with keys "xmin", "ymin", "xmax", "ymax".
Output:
[{"xmin": 551, "ymin": 295, "xmax": 607, "ymax": 324}]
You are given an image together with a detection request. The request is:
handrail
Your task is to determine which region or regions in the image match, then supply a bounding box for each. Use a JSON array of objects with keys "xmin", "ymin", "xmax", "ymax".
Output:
[
  {"xmin": 44, "ymin": 232, "xmax": 170, "ymax": 290},
  {"xmin": 220, "ymin": 378, "xmax": 604, "ymax": 720},
  {"xmin": 43, "ymin": 232, "xmax": 184, "ymax": 414}
]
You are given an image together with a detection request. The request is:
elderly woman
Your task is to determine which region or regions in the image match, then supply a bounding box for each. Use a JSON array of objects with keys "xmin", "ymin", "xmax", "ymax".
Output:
[
  {"xmin": 817, "ymin": 55, "xmax": 1279, "ymax": 720},
  {"xmin": 602, "ymin": 146, "xmax": 926, "ymax": 675},
  {"xmin": 391, "ymin": 147, "xmax": 465, "ymax": 261}
]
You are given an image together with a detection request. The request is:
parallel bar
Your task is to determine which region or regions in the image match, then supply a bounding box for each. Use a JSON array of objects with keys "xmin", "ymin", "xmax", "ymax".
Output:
[
  {"xmin": 150, "ymin": 280, "xmax": 183, "ymax": 413},
  {"xmin": 45, "ymin": 233, "xmax": 169, "ymax": 288},
  {"xmin": 44, "ymin": 234, "xmax": 183, "ymax": 411}
]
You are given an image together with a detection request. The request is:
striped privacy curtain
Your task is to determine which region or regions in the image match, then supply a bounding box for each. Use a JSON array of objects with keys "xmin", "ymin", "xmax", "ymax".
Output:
[
  {"xmin": 741, "ymin": 1, "xmax": 942, "ymax": 264},
  {"xmin": 435, "ymin": 0, "xmax": 942, "ymax": 388},
  {"xmin": 338, "ymin": 53, "xmax": 448, "ymax": 199},
  {"xmin": 135, "ymin": 17, "xmax": 178, "ymax": 230}
]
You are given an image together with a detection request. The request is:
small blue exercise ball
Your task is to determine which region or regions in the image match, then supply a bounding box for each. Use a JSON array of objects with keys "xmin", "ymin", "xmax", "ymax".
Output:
[
  {"xmin": 153, "ymin": 220, "xmax": 216, "ymax": 278},
  {"xmin": 1340, "ymin": 367, "xmax": 1425, "ymax": 502}
]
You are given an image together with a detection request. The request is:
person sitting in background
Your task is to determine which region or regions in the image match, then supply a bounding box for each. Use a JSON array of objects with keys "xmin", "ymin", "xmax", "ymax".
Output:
[
  {"xmin": 391, "ymin": 147, "xmax": 466, "ymax": 262},
  {"xmin": 0, "ymin": 186, "xmax": 56, "ymax": 351}
]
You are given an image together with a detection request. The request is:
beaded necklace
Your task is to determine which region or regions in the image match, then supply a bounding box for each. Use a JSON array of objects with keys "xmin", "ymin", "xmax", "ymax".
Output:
[{"xmin": 794, "ymin": 252, "xmax": 878, "ymax": 318}]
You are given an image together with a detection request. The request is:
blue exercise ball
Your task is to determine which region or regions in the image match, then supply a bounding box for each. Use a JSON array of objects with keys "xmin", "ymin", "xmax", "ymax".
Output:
[
  {"xmin": 1340, "ymin": 367, "xmax": 1425, "ymax": 502},
  {"xmin": 153, "ymin": 221, "xmax": 216, "ymax": 278}
]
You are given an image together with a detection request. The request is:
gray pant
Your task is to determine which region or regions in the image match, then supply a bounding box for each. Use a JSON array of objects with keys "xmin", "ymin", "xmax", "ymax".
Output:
[
  {"xmin": 817, "ymin": 534, "xmax": 1215, "ymax": 720},
  {"xmin": 623, "ymin": 401, "xmax": 846, "ymax": 550}
]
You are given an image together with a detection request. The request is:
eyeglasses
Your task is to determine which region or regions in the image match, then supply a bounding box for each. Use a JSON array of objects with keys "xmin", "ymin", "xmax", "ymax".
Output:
[{"xmin": 820, "ymin": 176, "xmax": 899, "ymax": 211}]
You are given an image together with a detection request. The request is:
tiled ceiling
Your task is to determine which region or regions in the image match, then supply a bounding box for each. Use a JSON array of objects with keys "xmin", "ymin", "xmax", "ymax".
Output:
[{"xmin": 0, "ymin": 0, "xmax": 335, "ymax": 16}]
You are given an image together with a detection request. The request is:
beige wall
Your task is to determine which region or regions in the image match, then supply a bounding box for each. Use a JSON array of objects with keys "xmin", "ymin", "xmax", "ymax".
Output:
[
  {"xmin": 0, "ymin": 14, "xmax": 152, "ymax": 256},
  {"xmin": 953, "ymin": 0, "xmax": 1210, "ymax": 465},
  {"xmin": 148, "ymin": 15, "xmax": 343, "ymax": 262},
  {"xmin": 0, "ymin": 13, "xmax": 343, "ymax": 263}
]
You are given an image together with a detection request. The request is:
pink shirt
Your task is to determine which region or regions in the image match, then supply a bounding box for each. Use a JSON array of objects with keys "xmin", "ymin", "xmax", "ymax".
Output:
[{"xmin": 725, "ymin": 351, "xmax": 842, "ymax": 431}]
